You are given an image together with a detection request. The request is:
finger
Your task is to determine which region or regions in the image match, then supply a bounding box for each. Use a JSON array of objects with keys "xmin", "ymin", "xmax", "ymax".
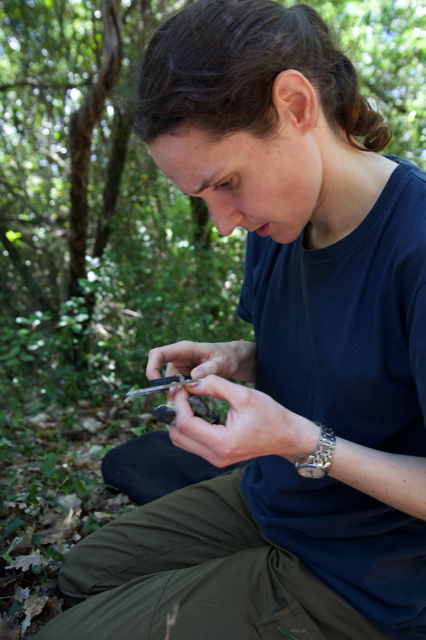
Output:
[
  {"xmin": 146, "ymin": 347, "xmax": 168, "ymax": 380},
  {"xmin": 173, "ymin": 386, "xmax": 197, "ymax": 421},
  {"xmin": 183, "ymin": 375, "xmax": 246, "ymax": 407},
  {"xmin": 191, "ymin": 358, "xmax": 223, "ymax": 380},
  {"xmin": 173, "ymin": 388, "xmax": 229, "ymax": 449},
  {"xmin": 165, "ymin": 363, "xmax": 185, "ymax": 401},
  {"xmin": 146, "ymin": 343, "xmax": 191, "ymax": 380},
  {"xmin": 167, "ymin": 425, "xmax": 229, "ymax": 468}
]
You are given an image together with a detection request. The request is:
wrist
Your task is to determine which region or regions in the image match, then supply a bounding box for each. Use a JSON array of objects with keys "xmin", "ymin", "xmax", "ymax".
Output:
[
  {"xmin": 280, "ymin": 412, "xmax": 321, "ymax": 464},
  {"xmin": 295, "ymin": 423, "xmax": 336, "ymax": 478}
]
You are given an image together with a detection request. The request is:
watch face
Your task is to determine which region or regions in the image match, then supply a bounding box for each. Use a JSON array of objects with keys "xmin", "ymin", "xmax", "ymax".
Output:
[{"xmin": 297, "ymin": 465, "xmax": 326, "ymax": 479}]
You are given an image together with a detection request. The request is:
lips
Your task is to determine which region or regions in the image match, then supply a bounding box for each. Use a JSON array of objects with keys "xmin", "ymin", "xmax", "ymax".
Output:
[{"xmin": 255, "ymin": 223, "xmax": 270, "ymax": 237}]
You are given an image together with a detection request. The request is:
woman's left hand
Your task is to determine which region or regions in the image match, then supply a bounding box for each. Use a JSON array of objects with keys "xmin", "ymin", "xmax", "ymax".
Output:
[{"xmin": 170, "ymin": 375, "xmax": 319, "ymax": 467}]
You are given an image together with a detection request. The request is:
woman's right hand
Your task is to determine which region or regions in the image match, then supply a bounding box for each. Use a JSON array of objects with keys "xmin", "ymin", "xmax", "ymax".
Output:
[{"xmin": 146, "ymin": 339, "xmax": 257, "ymax": 384}]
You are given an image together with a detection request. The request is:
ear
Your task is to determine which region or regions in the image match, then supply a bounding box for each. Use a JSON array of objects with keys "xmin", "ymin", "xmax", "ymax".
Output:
[{"xmin": 271, "ymin": 70, "xmax": 318, "ymax": 135}]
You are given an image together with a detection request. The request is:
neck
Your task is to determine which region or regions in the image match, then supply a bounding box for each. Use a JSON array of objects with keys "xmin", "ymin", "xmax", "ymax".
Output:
[{"xmin": 305, "ymin": 132, "xmax": 397, "ymax": 250}]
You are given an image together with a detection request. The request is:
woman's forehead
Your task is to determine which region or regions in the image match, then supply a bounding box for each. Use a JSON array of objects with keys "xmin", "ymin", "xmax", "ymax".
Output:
[
  {"xmin": 150, "ymin": 128, "xmax": 264, "ymax": 171},
  {"xmin": 149, "ymin": 129, "xmax": 245, "ymax": 192}
]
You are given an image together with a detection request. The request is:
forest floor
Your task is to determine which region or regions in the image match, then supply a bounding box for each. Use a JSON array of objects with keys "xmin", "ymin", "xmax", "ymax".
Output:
[{"xmin": 0, "ymin": 394, "xmax": 160, "ymax": 639}]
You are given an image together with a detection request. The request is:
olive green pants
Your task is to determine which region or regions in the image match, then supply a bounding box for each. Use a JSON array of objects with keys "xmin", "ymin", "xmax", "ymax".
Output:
[{"xmin": 35, "ymin": 469, "xmax": 390, "ymax": 640}]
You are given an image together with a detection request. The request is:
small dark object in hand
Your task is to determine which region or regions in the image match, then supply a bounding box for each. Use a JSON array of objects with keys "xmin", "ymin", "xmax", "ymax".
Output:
[
  {"xmin": 126, "ymin": 374, "xmax": 198, "ymax": 397},
  {"xmin": 154, "ymin": 396, "xmax": 220, "ymax": 426}
]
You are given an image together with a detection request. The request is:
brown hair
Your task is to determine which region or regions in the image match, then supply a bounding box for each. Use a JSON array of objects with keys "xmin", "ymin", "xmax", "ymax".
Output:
[{"xmin": 133, "ymin": 0, "xmax": 391, "ymax": 152}]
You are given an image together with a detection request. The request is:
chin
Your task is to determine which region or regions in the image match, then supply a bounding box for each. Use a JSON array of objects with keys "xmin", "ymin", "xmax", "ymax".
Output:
[{"xmin": 270, "ymin": 230, "xmax": 301, "ymax": 245}]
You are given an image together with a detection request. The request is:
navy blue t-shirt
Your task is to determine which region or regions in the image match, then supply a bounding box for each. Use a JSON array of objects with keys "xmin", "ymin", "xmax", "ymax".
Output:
[{"xmin": 237, "ymin": 160, "xmax": 426, "ymax": 640}]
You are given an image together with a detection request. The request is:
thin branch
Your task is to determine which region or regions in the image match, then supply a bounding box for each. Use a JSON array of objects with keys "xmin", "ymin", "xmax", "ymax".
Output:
[
  {"xmin": 366, "ymin": 82, "xmax": 408, "ymax": 115},
  {"xmin": 123, "ymin": 0, "xmax": 137, "ymax": 23},
  {"xmin": 39, "ymin": 146, "xmax": 69, "ymax": 170},
  {"xmin": 164, "ymin": 603, "xmax": 180, "ymax": 640}
]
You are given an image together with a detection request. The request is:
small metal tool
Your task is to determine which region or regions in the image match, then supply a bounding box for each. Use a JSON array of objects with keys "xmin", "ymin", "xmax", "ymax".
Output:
[{"xmin": 126, "ymin": 374, "xmax": 200, "ymax": 397}]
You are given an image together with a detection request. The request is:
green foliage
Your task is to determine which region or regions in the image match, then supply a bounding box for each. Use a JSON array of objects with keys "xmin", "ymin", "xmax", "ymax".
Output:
[
  {"xmin": 82, "ymin": 514, "xmax": 100, "ymax": 533},
  {"xmin": 5, "ymin": 517, "xmax": 25, "ymax": 537},
  {"xmin": 0, "ymin": 4, "xmax": 424, "ymax": 628},
  {"xmin": 0, "ymin": 0, "xmax": 425, "ymax": 414},
  {"xmin": 312, "ymin": 0, "xmax": 426, "ymax": 165},
  {"xmin": 277, "ymin": 631, "xmax": 299, "ymax": 640},
  {"xmin": 0, "ymin": 202, "xmax": 251, "ymax": 410}
]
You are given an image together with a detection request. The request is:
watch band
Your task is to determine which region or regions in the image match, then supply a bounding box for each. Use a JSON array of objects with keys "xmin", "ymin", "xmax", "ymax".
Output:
[{"xmin": 295, "ymin": 422, "xmax": 336, "ymax": 478}]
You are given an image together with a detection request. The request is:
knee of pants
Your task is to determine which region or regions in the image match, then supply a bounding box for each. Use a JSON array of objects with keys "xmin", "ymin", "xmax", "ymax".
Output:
[{"xmin": 57, "ymin": 539, "xmax": 97, "ymax": 605}]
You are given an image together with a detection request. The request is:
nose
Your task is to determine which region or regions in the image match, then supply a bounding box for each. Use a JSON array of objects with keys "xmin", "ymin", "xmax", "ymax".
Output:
[{"xmin": 203, "ymin": 196, "xmax": 243, "ymax": 236}]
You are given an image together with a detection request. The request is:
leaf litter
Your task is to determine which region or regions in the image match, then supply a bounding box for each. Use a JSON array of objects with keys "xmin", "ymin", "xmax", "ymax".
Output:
[{"xmin": 0, "ymin": 396, "xmax": 158, "ymax": 637}]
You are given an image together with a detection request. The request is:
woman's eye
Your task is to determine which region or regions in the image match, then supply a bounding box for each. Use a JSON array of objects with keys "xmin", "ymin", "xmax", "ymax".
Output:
[{"xmin": 214, "ymin": 178, "xmax": 233, "ymax": 190}]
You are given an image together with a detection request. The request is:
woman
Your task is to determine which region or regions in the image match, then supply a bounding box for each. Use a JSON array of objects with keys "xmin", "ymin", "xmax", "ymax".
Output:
[{"xmin": 36, "ymin": 1, "xmax": 426, "ymax": 639}]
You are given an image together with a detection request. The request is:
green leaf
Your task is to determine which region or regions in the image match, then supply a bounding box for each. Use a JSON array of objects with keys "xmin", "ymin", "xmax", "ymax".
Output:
[
  {"xmin": 32, "ymin": 534, "xmax": 41, "ymax": 548},
  {"xmin": 76, "ymin": 473, "xmax": 94, "ymax": 485},
  {"xmin": 45, "ymin": 546, "xmax": 64, "ymax": 561},
  {"xmin": 4, "ymin": 358, "xmax": 20, "ymax": 367},
  {"xmin": 74, "ymin": 313, "xmax": 89, "ymax": 322},
  {"xmin": 71, "ymin": 323, "xmax": 83, "ymax": 334},
  {"xmin": 94, "ymin": 444, "xmax": 113, "ymax": 455},
  {"xmin": 83, "ymin": 514, "xmax": 100, "ymax": 532},
  {"xmin": 277, "ymin": 630, "xmax": 299, "ymax": 640},
  {"xmin": 56, "ymin": 315, "xmax": 76, "ymax": 327},
  {"xmin": 5, "ymin": 230, "xmax": 22, "ymax": 243},
  {"xmin": 4, "ymin": 536, "xmax": 23, "ymax": 556},
  {"xmin": 131, "ymin": 426, "xmax": 146, "ymax": 437},
  {"xmin": 46, "ymin": 495, "xmax": 67, "ymax": 513},
  {"xmin": 5, "ymin": 518, "xmax": 24, "ymax": 537},
  {"xmin": 8, "ymin": 600, "xmax": 23, "ymax": 619},
  {"xmin": 20, "ymin": 353, "xmax": 36, "ymax": 362}
]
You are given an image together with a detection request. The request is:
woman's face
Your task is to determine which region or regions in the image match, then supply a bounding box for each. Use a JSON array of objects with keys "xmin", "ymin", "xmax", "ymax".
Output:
[{"xmin": 149, "ymin": 123, "xmax": 324, "ymax": 245}]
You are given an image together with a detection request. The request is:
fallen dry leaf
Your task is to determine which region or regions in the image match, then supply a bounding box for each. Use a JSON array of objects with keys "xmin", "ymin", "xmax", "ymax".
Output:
[
  {"xmin": 14, "ymin": 586, "xmax": 30, "ymax": 603},
  {"xmin": 36, "ymin": 508, "xmax": 80, "ymax": 544},
  {"xmin": 21, "ymin": 593, "xmax": 48, "ymax": 634},
  {"xmin": 0, "ymin": 613, "xmax": 20, "ymax": 640},
  {"xmin": 82, "ymin": 417, "xmax": 103, "ymax": 434},
  {"xmin": 6, "ymin": 552, "xmax": 50, "ymax": 572},
  {"xmin": 93, "ymin": 511, "xmax": 113, "ymax": 521},
  {"xmin": 27, "ymin": 595, "xmax": 63, "ymax": 632},
  {"xmin": 58, "ymin": 494, "xmax": 82, "ymax": 512},
  {"xmin": 10, "ymin": 535, "xmax": 33, "ymax": 557}
]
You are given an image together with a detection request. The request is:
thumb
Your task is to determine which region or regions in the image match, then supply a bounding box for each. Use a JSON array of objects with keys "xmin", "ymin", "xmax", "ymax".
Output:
[
  {"xmin": 186, "ymin": 374, "xmax": 241, "ymax": 405},
  {"xmin": 191, "ymin": 360, "xmax": 223, "ymax": 380}
]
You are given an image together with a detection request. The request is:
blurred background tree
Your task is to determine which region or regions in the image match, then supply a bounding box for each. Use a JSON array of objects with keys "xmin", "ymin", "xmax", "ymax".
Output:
[{"xmin": 0, "ymin": 0, "xmax": 425, "ymax": 412}]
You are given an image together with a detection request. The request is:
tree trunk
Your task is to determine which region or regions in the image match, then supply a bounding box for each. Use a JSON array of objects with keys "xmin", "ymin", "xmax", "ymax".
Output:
[
  {"xmin": 68, "ymin": 0, "xmax": 122, "ymax": 299},
  {"xmin": 92, "ymin": 109, "xmax": 131, "ymax": 259}
]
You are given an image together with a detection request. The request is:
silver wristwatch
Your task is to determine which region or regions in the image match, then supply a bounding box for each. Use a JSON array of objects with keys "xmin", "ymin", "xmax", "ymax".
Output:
[{"xmin": 295, "ymin": 422, "xmax": 336, "ymax": 479}]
